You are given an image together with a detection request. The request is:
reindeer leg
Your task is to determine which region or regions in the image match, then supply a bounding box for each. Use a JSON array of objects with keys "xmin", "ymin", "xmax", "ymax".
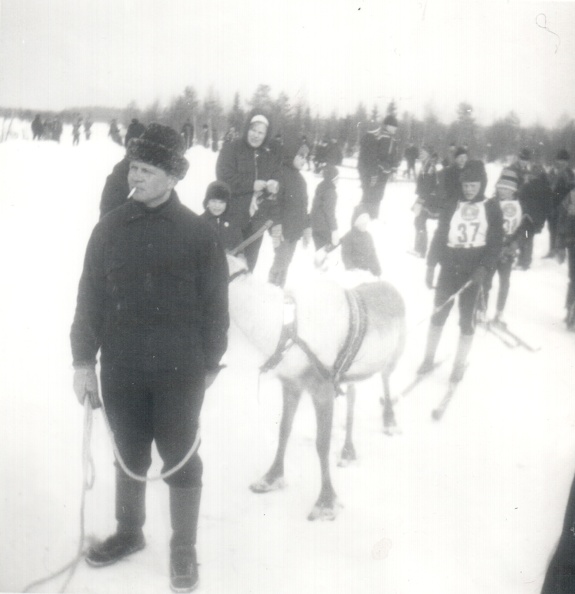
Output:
[
  {"xmin": 308, "ymin": 382, "xmax": 341, "ymax": 521},
  {"xmin": 250, "ymin": 380, "xmax": 301, "ymax": 493},
  {"xmin": 382, "ymin": 373, "xmax": 401, "ymax": 436},
  {"xmin": 338, "ymin": 383, "xmax": 357, "ymax": 467}
]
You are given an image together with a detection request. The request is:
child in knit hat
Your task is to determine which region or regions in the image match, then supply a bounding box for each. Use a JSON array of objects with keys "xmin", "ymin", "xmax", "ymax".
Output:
[
  {"xmin": 311, "ymin": 165, "xmax": 340, "ymax": 251},
  {"xmin": 200, "ymin": 181, "xmax": 244, "ymax": 253}
]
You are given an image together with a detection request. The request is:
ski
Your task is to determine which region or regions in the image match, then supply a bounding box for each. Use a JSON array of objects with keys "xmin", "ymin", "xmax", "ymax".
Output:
[
  {"xmin": 393, "ymin": 361, "xmax": 443, "ymax": 403},
  {"xmin": 482, "ymin": 321, "xmax": 518, "ymax": 348},
  {"xmin": 487, "ymin": 321, "xmax": 540, "ymax": 352},
  {"xmin": 431, "ymin": 381, "xmax": 459, "ymax": 421}
]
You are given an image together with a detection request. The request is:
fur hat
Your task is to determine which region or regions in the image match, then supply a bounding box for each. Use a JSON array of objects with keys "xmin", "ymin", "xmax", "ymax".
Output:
[
  {"xmin": 496, "ymin": 168, "xmax": 518, "ymax": 193},
  {"xmin": 127, "ymin": 123, "xmax": 189, "ymax": 179},
  {"xmin": 454, "ymin": 146, "xmax": 468, "ymax": 158},
  {"xmin": 203, "ymin": 180, "xmax": 231, "ymax": 208},
  {"xmin": 249, "ymin": 114, "xmax": 270, "ymax": 128},
  {"xmin": 460, "ymin": 159, "xmax": 486, "ymax": 183},
  {"xmin": 518, "ymin": 147, "xmax": 532, "ymax": 161},
  {"xmin": 323, "ymin": 164, "xmax": 339, "ymax": 182},
  {"xmin": 383, "ymin": 114, "xmax": 398, "ymax": 128},
  {"xmin": 556, "ymin": 149, "xmax": 571, "ymax": 162}
]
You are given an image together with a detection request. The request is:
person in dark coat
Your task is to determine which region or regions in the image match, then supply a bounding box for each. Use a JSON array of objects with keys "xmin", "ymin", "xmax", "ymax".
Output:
[
  {"xmin": 411, "ymin": 146, "xmax": 440, "ymax": 257},
  {"xmin": 515, "ymin": 164, "xmax": 552, "ymax": 269},
  {"xmin": 125, "ymin": 118, "xmax": 146, "ymax": 147},
  {"xmin": 200, "ymin": 180, "xmax": 243, "ymax": 253},
  {"xmin": 181, "ymin": 119, "xmax": 194, "ymax": 150},
  {"xmin": 71, "ymin": 123, "xmax": 229, "ymax": 592},
  {"xmin": 437, "ymin": 146, "xmax": 469, "ymax": 207},
  {"xmin": 311, "ymin": 164, "xmax": 339, "ymax": 251},
  {"xmin": 340, "ymin": 204, "xmax": 381, "ymax": 276},
  {"xmin": 268, "ymin": 138, "xmax": 311, "ymax": 287},
  {"xmin": 419, "ymin": 160, "xmax": 503, "ymax": 383},
  {"xmin": 325, "ymin": 138, "xmax": 343, "ymax": 167},
  {"xmin": 546, "ymin": 149, "xmax": 575, "ymax": 258},
  {"xmin": 404, "ymin": 144, "xmax": 419, "ymax": 180},
  {"xmin": 556, "ymin": 182, "xmax": 575, "ymax": 330},
  {"xmin": 31, "ymin": 114, "xmax": 44, "ymax": 140},
  {"xmin": 215, "ymin": 109, "xmax": 282, "ymax": 271},
  {"xmin": 357, "ymin": 121, "xmax": 381, "ymax": 211},
  {"xmin": 100, "ymin": 125, "xmax": 148, "ymax": 219}
]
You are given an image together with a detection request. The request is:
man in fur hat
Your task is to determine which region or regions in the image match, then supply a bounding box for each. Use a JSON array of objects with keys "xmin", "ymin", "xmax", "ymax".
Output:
[{"xmin": 71, "ymin": 123, "xmax": 229, "ymax": 592}]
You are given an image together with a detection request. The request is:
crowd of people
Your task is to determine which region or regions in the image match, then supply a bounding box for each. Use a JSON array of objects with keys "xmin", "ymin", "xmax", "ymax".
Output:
[{"xmin": 71, "ymin": 113, "xmax": 575, "ymax": 593}]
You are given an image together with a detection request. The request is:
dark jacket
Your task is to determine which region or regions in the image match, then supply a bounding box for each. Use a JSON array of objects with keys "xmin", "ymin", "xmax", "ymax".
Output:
[
  {"xmin": 215, "ymin": 110, "xmax": 282, "ymax": 231},
  {"xmin": 277, "ymin": 164, "xmax": 309, "ymax": 242},
  {"xmin": 377, "ymin": 133, "xmax": 399, "ymax": 175},
  {"xmin": 310, "ymin": 180, "xmax": 338, "ymax": 239},
  {"xmin": 517, "ymin": 172, "xmax": 552, "ymax": 233},
  {"xmin": 200, "ymin": 210, "xmax": 244, "ymax": 253},
  {"xmin": 100, "ymin": 157, "xmax": 131, "ymax": 219},
  {"xmin": 71, "ymin": 192, "xmax": 229, "ymax": 372},
  {"xmin": 416, "ymin": 158, "xmax": 440, "ymax": 215},
  {"xmin": 550, "ymin": 167, "xmax": 575, "ymax": 210},
  {"xmin": 341, "ymin": 228, "xmax": 381, "ymax": 277},
  {"xmin": 427, "ymin": 193, "xmax": 504, "ymax": 274}
]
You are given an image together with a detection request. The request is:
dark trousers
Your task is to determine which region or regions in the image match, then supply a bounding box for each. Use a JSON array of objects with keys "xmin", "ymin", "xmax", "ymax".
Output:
[
  {"xmin": 414, "ymin": 210, "xmax": 430, "ymax": 257},
  {"xmin": 541, "ymin": 471, "xmax": 575, "ymax": 593},
  {"xmin": 432, "ymin": 265, "xmax": 482, "ymax": 335},
  {"xmin": 269, "ymin": 240, "xmax": 298, "ymax": 287},
  {"xmin": 100, "ymin": 365, "xmax": 205, "ymax": 488},
  {"xmin": 517, "ymin": 221, "xmax": 535, "ymax": 268},
  {"xmin": 484, "ymin": 257, "xmax": 513, "ymax": 313},
  {"xmin": 360, "ymin": 176, "xmax": 389, "ymax": 219},
  {"xmin": 566, "ymin": 246, "xmax": 575, "ymax": 312}
]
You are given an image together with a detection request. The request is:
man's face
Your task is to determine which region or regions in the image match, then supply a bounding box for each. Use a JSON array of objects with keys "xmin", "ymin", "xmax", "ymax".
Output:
[
  {"xmin": 247, "ymin": 123, "xmax": 267, "ymax": 148},
  {"xmin": 128, "ymin": 161, "xmax": 176, "ymax": 208},
  {"xmin": 462, "ymin": 181, "xmax": 481, "ymax": 201},
  {"xmin": 455, "ymin": 154, "xmax": 468, "ymax": 168}
]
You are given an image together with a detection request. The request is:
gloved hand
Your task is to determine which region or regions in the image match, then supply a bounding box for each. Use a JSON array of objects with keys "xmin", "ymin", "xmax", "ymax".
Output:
[
  {"xmin": 425, "ymin": 266, "xmax": 435, "ymax": 289},
  {"xmin": 471, "ymin": 266, "xmax": 487, "ymax": 287},
  {"xmin": 73, "ymin": 366, "xmax": 101, "ymax": 409},
  {"xmin": 254, "ymin": 180, "xmax": 267, "ymax": 192},
  {"xmin": 557, "ymin": 248, "xmax": 566, "ymax": 264},
  {"xmin": 302, "ymin": 227, "xmax": 312, "ymax": 248},
  {"xmin": 266, "ymin": 179, "xmax": 279, "ymax": 194}
]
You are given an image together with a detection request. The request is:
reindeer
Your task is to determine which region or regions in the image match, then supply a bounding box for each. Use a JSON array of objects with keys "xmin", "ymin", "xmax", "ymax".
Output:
[{"xmin": 226, "ymin": 255, "xmax": 406, "ymax": 520}]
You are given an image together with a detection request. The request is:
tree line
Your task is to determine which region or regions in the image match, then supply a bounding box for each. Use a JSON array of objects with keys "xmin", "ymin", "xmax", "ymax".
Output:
[{"xmin": 2, "ymin": 84, "xmax": 574, "ymax": 163}]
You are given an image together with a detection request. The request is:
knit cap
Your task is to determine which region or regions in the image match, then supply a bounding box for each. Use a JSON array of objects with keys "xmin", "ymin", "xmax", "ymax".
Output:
[{"xmin": 495, "ymin": 168, "xmax": 519, "ymax": 193}]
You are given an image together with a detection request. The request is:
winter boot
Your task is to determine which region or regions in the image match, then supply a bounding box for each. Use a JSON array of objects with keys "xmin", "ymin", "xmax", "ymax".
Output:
[
  {"xmin": 86, "ymin": 471, "xmax": 146, "ymax": 567},
  {"xmin": 449, "ymin": 333, "xmax": 474, "ymax": 384},
  {"xmin": 169, "ymin": 486, "xmax": 202, "ymax": 593},
  {"xmin": 417, "ymin": 324, "xmax": 443, "ymax": 375}
]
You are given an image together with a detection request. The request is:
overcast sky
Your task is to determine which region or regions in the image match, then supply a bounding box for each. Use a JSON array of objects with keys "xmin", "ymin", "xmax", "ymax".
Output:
[{"xmin": 1, "ymin": 0, "xmax": 574, "ymax": 127}]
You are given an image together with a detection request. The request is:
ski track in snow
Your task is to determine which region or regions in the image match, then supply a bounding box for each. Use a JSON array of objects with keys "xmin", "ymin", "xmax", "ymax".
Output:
[{"xmin": 1, "ymin": 121, "xmax": 574, "ymax": 594}]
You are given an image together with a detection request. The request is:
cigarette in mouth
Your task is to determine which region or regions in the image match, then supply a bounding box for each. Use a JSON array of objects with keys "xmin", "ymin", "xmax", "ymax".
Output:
[{"xmin": 128, "ymin": 188, "xmax": 136, "ymax": 199}]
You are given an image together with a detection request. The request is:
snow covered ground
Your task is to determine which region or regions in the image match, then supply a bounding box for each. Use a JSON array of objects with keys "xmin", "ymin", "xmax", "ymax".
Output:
[{"xmin": 1, "ymin": 122, "xmax": 574, "ymax": 594}]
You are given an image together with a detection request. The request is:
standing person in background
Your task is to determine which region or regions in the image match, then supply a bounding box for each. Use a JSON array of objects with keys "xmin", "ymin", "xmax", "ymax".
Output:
[
  {"xmin": 71, "ymin": 123, "xmax": 229, "ymax": 593},
  {"xmin": 411, "ymin": 146, "xmax": 440, "ymax": 258},
  {"xmin": 509, "ymin": 147, "xmax": 532, "ymax": 191},
  {"xmin": 404, "ymin": 143, "xmax": 419, "ymax": 180},
  {"xmin": 419, "ymin": 160, "xmax": 503, "ymax": 384},
  {"xmin": 325, "ymin": 137, "xmax": 343, "ymax": 167},
  {"xmin": 125, "ymin": 118, "xmax": 146, "ymax": 147},
  {"xmin": 546, "ymin": 149, "xmax": 575, "ymax": 259},
  {"xmin": 311, "ymin": 164, "xmax": 339, "ymax": 251},
  {"xmin": 72, "ymin": 117, "xmax": 82, "ymax": 146},
  {"xmin": 215, "ymin": 110, "xmax": 282, "ymax": 271},
  {"xmin": 202, "ymin": 124, "xmax": 209, "ymax": 148},
  {"xmin": 181, "ymin": 119, "xmax": 194, "ymax": 150},
  {"xmin": 438, "ymin": 146, "xmax": 469, "ymax": 207},
  {"xmin": 556, "ymin": 181, "xmax": 575, "ymax": 330},
  {"xmin": 84, "ymin": 117, "xmax": 93, "ymax": 141},
  {"xmin": 31, "ymin": 114, "xmax": 44, "ymax": 140},
  {"xmin": 108, "ymin": 119, "xmax": 123, "ymax": 145},
  {"xmin": 357, "ymin": 121, "xmax": 381, "ymax": 214},
  {"xmin": 515, "ymin": 164, "xmax": 552, "ymax": 270},
  {"xmin": 100, "ymin": 123, "xmax": 148, "ymax": 219},
  {"xmin": 268, "ymin": 138, "xmax": 311, "ymax": 287}
]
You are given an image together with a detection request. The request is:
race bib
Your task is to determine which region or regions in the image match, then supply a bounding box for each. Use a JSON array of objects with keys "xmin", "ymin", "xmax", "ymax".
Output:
[
  {"xmin": 500, "ymin": 199, "xmax": 522, "ymax": 236},
  {"xmin": 447, "ymin": 201, "xmax": 489, "ymax": 248}
]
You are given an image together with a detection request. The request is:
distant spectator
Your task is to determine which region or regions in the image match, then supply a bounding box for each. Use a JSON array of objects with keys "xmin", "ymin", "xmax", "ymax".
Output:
[
  {"xmin": 72, "ymin": 118, "xmax": 82, "ymax": 146},
  {"xmin": 311, "ymin": 164, "xmax": 339, "ymax": 251},
  {"xmin": 411, "ymin": 146, "xmax": 440, "ymax": 258},
  {"xmin": 181, "ymin": 119, "xmax": 194, "ymax": 150},
  {"xmin": 202, "ymin": 124, "xmax": 209, "ymax": 148},
  {"xmin": 31, "ymin": 115, "xmax": 44, "ymax": 140},
  {"xmin": 125, "ymin": 118, "xmax": 146, "ymax": 147},
  {"xmin": 53, "ymin": 118, "xmax": 63, "ymax": 143},
  {"xmin": 404, "ymin": 144, "xmax": 419, "ymax": 180},
  {"xmin": 325, "ymin": 138, "xmax": 343, "ymax": 167},
  {"xmin": 108, "ymin": 119, "xmax": 123, "ymax": 145},
  {"xmin": 556, "ymin": 181, "xmax": 575, "ymax": 330},
  {"xmin": 84, "ymin": 118, "xmax": 93, "ymax": 141},
  {"xmin": 546, "ymin": 149, "xmax": 575, "ymax": 258}
]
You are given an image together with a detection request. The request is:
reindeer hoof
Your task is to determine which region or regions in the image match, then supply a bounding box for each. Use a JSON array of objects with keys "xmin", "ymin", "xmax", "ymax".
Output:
[
  {"xmin": 249, "ymin": 476, "xmax": 286, "ymax": 493},
  {"xmin": 337, "ymin": 445, "xmax": 357, "ymax": 467},
  {"xmin": 307, "ymin": 501, "xmax": 342, "ymax": 521}
]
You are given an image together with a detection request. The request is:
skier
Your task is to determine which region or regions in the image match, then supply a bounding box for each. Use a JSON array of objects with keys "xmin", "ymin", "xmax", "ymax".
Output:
[
  {"xmin": 480, "ymin": 168, "xmax": 521, "ymax": 324},
  {"xmin": 418, "ymin": 160, "xmax": 503, "ymax": 384},
  {"xmin": 556, "ymin": 180, "xmax": 575, "ymax": 330},
  {"xmin": 411, "ymin": 146, "xmax": 440, "ymax": 258},
  {"xmin": 71, "ymin": 123, "xmax": 229, "ymax": 593}
]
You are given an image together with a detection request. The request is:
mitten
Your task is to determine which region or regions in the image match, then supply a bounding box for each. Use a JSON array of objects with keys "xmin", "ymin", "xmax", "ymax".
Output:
[{"xmin": 73, "ymin": 366, "xmax": 101, "ymax": 409}]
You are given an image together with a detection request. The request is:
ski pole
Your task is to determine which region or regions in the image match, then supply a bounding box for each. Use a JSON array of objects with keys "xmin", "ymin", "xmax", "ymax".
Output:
[{"xmin": 229, "ymin": 220, "xmax": 273, "ymax": 256}]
